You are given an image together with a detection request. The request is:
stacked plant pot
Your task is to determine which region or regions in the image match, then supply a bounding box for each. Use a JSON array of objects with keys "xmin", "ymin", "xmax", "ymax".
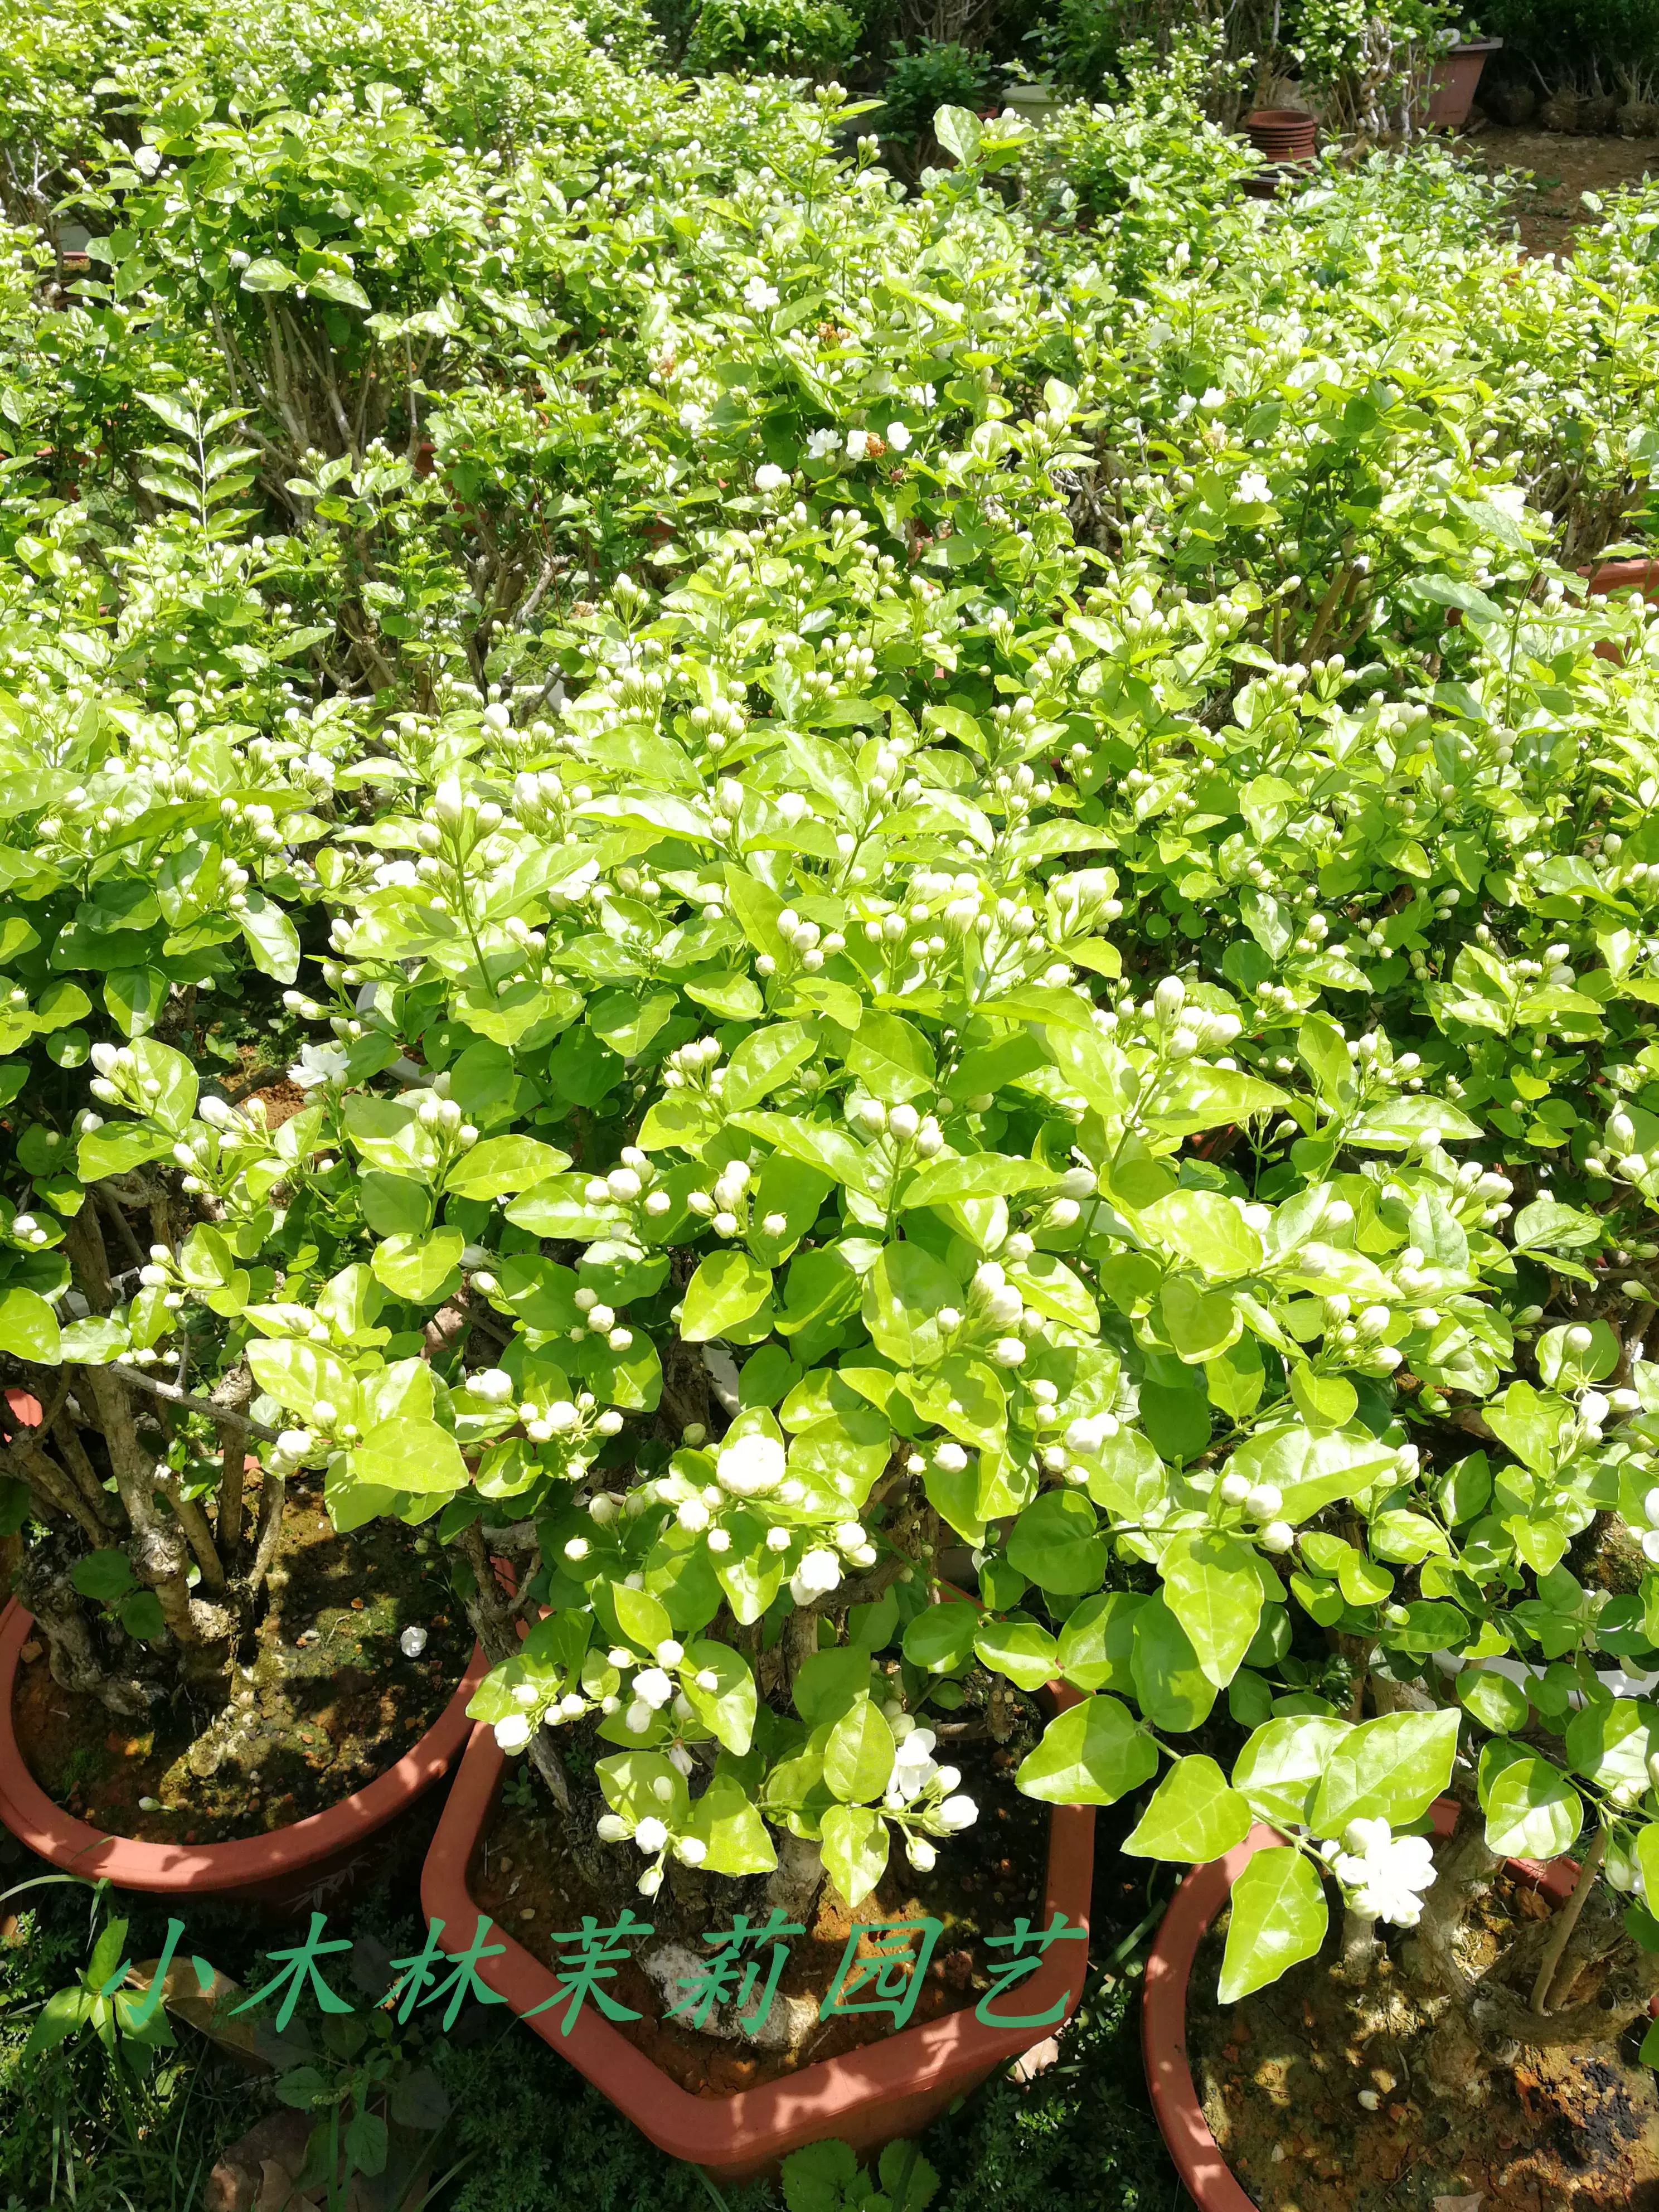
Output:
[{"xmin": 1243, "ymin": 109, "xmax": 1316, "ymax": 202}]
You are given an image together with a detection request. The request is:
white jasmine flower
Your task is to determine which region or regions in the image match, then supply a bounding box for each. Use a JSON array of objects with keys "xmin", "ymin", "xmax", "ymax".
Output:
[
  {"xmin": 1330, "ymin": 1817, "xmax": 1437, "ymax": 1927},
  {"xmin": 845, "ymin": 428, "xmax": 870, "ymax": 461},
  {"xmin": 886, "ymin": 421, "xmax": 911, "ymax": 451},
  {"xmin": 133, "ymin": 144, "xmax": 162, "ymax": 177},
  {"xmin": 493, "ymin": 1713, "xmax": 532, "ymax": 1752},
  {"xmin": 596, "ymin": 1812, "xmax": 629, "ymax": 1842},
  {"xmin": 790, "ymin": 1547, "xmax": 842, "ymax": 1602},
  {"xmin": 468, "ymin": 1367, "xmax": 515, "ymax": 1403},
  {"xmin": 743, "ymin": 276, "xmax": 779, "ymax": 312},
  {"xmin": 399, "ymin": 1626, "xmax": 428, "ymax": 1657},
  {"xmin": 634, "ymin": 1815, "xmax": 668, "ymax": 1852},
  {"xmin": 937, "ymin": 1793, "xmax": 978, "ymax": 1831},
  {"xmin": 807, "ymin": 428, "xmax": 840, "ymax": 460},
  {"xmin": 289, "ymin": 1041, "xmax": 351, "ymax": 1090},
  {"xmin": 633, "ymin": 1666, "xmax": 674, "ymax": 1709},
  {"xmin": 1235, "ymin": 469, "xmax": 1272, "ymax": 505},
  {"xmin": 754, "ymin": 462, "xmax": 788, "ymax": 492},
  {"xmin": 717, "ymin": 1431, "xmax": 785, "ymax": 1497}
]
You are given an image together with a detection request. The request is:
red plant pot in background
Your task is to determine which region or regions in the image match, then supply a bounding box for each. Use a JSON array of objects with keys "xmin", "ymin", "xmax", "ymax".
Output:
[
  {"xmin": 1584, "ymin": 557, "xmax": 1659, "ymax": 663},
  {"xmin": 420, "ymin": 1696, "xmax": 1097, "ymax": 2183},
  {"xmin": 0, "ymin": 1597, "xmax": 487, "ymax": 1914},
  {"xmin": 1427, "ymin": 38, "xmax": 1503, "ymax": 130},
  {"xmin": 1245, "ymin": 110, "xmax": 1317, "ymax": 164},
  {"xmin": 1139, "ymin": 1798, "xmax": 1590, "ymax": 2212}
]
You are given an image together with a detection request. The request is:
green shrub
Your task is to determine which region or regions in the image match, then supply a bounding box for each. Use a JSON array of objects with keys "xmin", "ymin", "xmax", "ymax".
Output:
[
  {"xmin": 686, "ymin": 0, "xmax": 862, "ymax": 74},
  {"xmin": 880, "ymin": 40, "xmax": 993, "ymax": 143}
]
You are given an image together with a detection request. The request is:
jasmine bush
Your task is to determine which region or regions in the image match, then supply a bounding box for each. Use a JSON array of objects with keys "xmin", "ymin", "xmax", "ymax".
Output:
[{"xmin": 4, "ymin": 0, "xmax": 1659, "ymax": 2093}]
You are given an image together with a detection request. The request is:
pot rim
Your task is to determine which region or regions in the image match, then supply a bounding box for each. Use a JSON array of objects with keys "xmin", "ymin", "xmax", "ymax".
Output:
[
  {"xmin": 1140, "ymin": 1796, "xmax": 1578, "ymax": 2212},
  {"xmin": 0, "ymin": 1594, "xmax": 487, "ymax": 1892},
  {"xmin": 419, "ymin": 1695, "xmax": 1095, "ymax": 2166}
]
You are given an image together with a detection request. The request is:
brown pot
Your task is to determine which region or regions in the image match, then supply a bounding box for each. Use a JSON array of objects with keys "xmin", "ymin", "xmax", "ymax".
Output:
[
  {"xmin": 0, "ymin": 1595, "xmax": 487, "ymax": 1914},
  {"xmin": 1586, "ymin": 557, "xmax": 1659, "ymax": 600},
  {"xmin": 1245, "ymin": 109, "xmax": 1317, "ymax": 163},
  {"xmin": 420, "ymin": 1696, "xmax": 1097, "ymax": 2181},
  {"xmin": 1427, "ymin": 38, "xmax": 1503, "ymax": 129},
  {"xmin": 1140, "ymin": 1796, "xmax": 1647, "ymax": 2211}
]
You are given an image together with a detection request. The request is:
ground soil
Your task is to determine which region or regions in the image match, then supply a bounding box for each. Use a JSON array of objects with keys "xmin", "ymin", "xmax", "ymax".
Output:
[
  {"xmin": 1187, "ymin": 1861, "xmax": 1659, "ymax": 2212},
  {"xmin": 12, "ymin": 1495, "xmax": 472, "ymax": 1845},
  {"xmin": 1464, "ymin": 121, "xmax": 1659, "ymax": 257},
  {"xmin": 470, "ymin": 1731, "xmax": 1055, "ymax": 2095}
]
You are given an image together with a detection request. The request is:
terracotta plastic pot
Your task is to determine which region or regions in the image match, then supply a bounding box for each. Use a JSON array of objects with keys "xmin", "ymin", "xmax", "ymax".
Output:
[
  {"xmin": 0, "ymin": 1595, "xmax": 488, "ymax": 1913},
  {"xmin": 1427, "ymin": 38, "xmax": 1503, "ymax": 130},
  {"xmin": 421, "ymin": 1693, "xmax": 1097, "ymax": 2182},
  {"xmin": 1141, "ymin": 1797, "xmax": 1583, "ymax": 2211},
  {"xmin": 1245, "ymin": 110, "xmax": 1317, "ymax": 164},
  {"xmin": 1587, "ymin": 557, "xmax": 1659, "ymax": 602}
]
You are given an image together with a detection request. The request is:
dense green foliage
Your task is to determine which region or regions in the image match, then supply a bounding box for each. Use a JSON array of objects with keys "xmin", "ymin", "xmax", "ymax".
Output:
[{"xmin": 4, "ymin": 0, "xmax": 1659, "ymax": 2058}]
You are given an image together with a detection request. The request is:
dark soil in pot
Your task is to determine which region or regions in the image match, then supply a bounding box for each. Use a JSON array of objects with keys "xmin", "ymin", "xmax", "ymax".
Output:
[
  {"xmin": 13, "ymin": 1493, "xmax": 471, "ymax": 1845},
  {"xmin": 470, "ymin": 1731, "xmax": 1052, "ymax": 2095},
  {"xmin": 1186, "ymin": 1863, "xmax": 1659, "ymax": 2211}
]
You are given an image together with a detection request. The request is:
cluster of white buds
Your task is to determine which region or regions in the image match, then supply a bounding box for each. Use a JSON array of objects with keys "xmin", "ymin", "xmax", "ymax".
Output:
[
  {"xmin": 690, "ymin": 693, "xmax": 748, "ymax": 758},
  {"xmin": 1217, "ymin": 1473, "xmax": 1293, "ymax": 1550},
  {"xmin": 416, "ymin": 1092, "xmax": 479, "ymax": 1150},
  {"xmin": 685, "ymin": 1157, "xmax": 756, "ymax": 1238},
  {"xmin": 595, "ymin": 1773, "xmax": 710, "ymax": 1895},
  {"xmin": 585, "ymin": 1147, "xmax": 658, "ymax": 1216},
  {"xmin": 661, "ymin": 1035, "xmax": 724, "ymax": 1094},
  {"xmin": 569, "ymin": 1283, "xmax": 633, "ymax": 1352},
  {"xmin": 8, "ymin": 1210, "xmax": 50, "ymax": 1249},
  {"xmin": 135, "ymin": 1240, "xmax": 187, "ymax": 1312},
  {"xmin": 87, "ymin": 1040, "xmax": 155, "ymax": 1109},
  {"xmin": 754, "ymin": 905, "xmax": 844, "ymax": 979},
  {"xmin": 269, "ymin": 1427, "xmax": 319, "ymax": 1473},
  {"xmin": 511, "ymin": 767, "xmax": 571, "ymax": 831},
  {"xmin": 938, "ymin": 1258, "xmax": 1044, "ymax": 1367},
  {"xmin": 877, "ymin": 1716, "xmax": 978, "ymax": 1862},
  {"xmin": 846, "ymin": 1098, "xmax": 945, "ymax": 1158},
  {"xmin": 1049, "ymin": 867, "xmax": 1123, "ymax": 932}
]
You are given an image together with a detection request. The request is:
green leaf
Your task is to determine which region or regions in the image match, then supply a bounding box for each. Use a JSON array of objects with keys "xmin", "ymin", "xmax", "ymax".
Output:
[
  {"xmin": 821, "ymin": 1802, "xmax": 890, "ymax": 1906},
  {"xmin": 23, "ymin": 1986, "xmax": 95, "ymax": 2061},
  {"xmin": 612, "ymin": 1583, "xmax": 674, "ymax": 1653},
  {"xmin": 934, "ymin": 103, "xmax": 982, "ymax": 165},
  {"xmin": 685, "ymin": 1770, "xmax": 777, "ymax": 1875},
  {"xmin": 722, "ymin": 1022, "xmax": 816, "ymax": 1112},
  {"xmin": 847, "ymin": 1012, "xmax": 935, "ymax": 1102},
  {"xmin": 681, "ymin": 1251, "xmax": 773, "ymax": 1341},
  {"xmin": 1481, "ymin": 1744, "xmax": 1582, "ymax": 1857},
  {"xmin": 71, "ymin": 1548, "xmax": 135, "ymax": 1603},
  {"xmin": 1015, "ymin": 1694, "xmax": 1158, "ymax": 1805},
  {"xmin": 901, "ymin": 1153, "xmax": 1059, "ymax": 1208},
  {"xmin": 1309, "ymin": 1709, "xmax": 1459, "ymax": 1835},
  {"xmin": 973, "ymin": 1614, "xmax": 1059, "ymax": 1691},
  {"xmin": 77, "ymin": 1122, "xmax": 173, "ymax": 1183},
  {"xmin": 0, "ymin": 1286, "xmax": 61, "ymax": 1365},
  {"xmin": 1233, "ymin": 1715, "xmax": 1351, "ymax": 1829},
  {"xmin": 680, "ymin": 1640, "xmax": 758, "ymax": 1754},
  {"xmin": 1142, "ymin": 1190, "xmax": 1264, "ymax": 1279},
  {"xmin": 445, "ymin": 1135, "xmax": 571, "ymax": 1200},
  {"xmin": 1130, "ymin": 1593, "xmax": 1217, "ymax": 1730},
  {"xmin": 1160, "ymin": 1532, "xmax": 1264, "ymax": 1690},
  {"xmin": 1347, "ymin": 1097, "xmax": 1482, "ymax": 1148},
  {"xmin": 371, "ymin": 1228, "xmax": 464, "ymax": 1302},
  {"xmin": 824, "ymin": 1699, "xmax": 896, "ymax": 1804},
  {"xmin": 1006, "ymin": 1490, "xmax": 1107, "ymax": 1597},
  {"xmin": 351, "ymin": 1417, "xmax": 468, "ymax": 1497},
  {"xmin": 1217, "ymin": 1845, "xmax": 1328, "ymax": 2001},
  {"xmin": 903, "ymin": 1599, "xmax": 980, "ymax": 1674},
  {"xmin": 864, "ymin": 1242, "xmax": 959, "ymax": 1368},
  {"xmin": 1124, "ymin": 1755, "xmax": 1253, "ymax": 1862}
]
